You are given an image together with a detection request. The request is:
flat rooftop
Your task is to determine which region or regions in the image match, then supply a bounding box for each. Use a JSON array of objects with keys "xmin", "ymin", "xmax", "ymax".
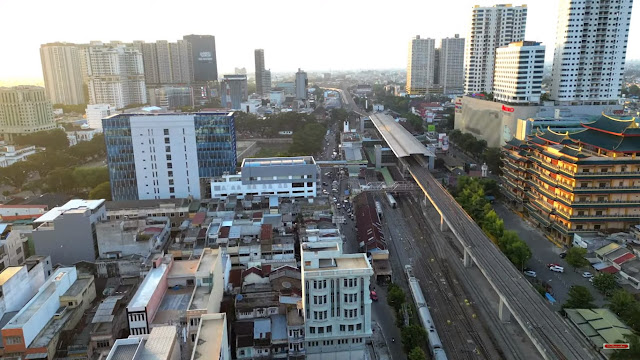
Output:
[
  {"xmin": 63, "ymin": 277, "xmax": 91, "ymax": 297},
  {"xmin": 0, "ymin": 266, "xmax": 22, "ymax": 286},
  {"xmin": 109, "ymin": 343, "xmax": 138, "ymax": 360},
  {"xmin": 169, "ymin": 260, "xmax": 199, "ymax": 278},
  {"xmin": 242, "ymin": 156, "xmax": 315, "ymax": 167},
  {"xmin": 128, "ymin": 263, "xmax": 169, "ymax": 311},
  {"xmin": 192, "ymin": 314, "xmax": 226, "ymax": 360},
  {"xmin": 153, "ymin": 287, "xmax": 192, "ymax": 324},
  {"xmin": 369, "ymin": 113, "xmax": 435, "ymax": 158},
  {"xmin": 35, "ymin": 199, "xmax": 105, "ymax": 223},
  {"xmin": 305, "ymin": 254, "xmax": 371, "ymax": 272},
  {"xmin": 30, "ymin": 309, "xmax": 74, "ymax": 348}
]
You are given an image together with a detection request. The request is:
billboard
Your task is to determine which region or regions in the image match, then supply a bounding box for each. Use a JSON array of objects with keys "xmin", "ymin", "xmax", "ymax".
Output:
[
  {"xmin": 427, "ymin": 125, "xmax": 436, "ymax": 132},
  {"xmin": 438, "ymin": 133, "xmax": 449, "ymax": 151}
]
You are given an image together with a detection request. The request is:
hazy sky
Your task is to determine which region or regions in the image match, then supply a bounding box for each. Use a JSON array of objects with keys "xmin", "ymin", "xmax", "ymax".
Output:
[{"xmin": 0, "ymin": 0, "xmax": 637, "ymax": 82}]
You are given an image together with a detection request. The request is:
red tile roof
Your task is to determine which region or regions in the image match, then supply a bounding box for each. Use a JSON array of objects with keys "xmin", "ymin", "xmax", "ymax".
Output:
[
  {"xmin": 242, "ymin": 266, "xmax": 266, "ymax": 279},
  {"xmin": 253, "ymin": 212, "xmax": 263, "ymax": 219},
  {"xmin": 0, "ymin": 214, "xmax": 40, "ymax": 221},
  {"xmin": 260, "ymin": 224, "xmax": 273, "ymax": 241},
  {"xmin": 219, "ymin": 226, "xmax": 230, "ymax": 238},
  {"xmin": 0, "ymin": 204, "xmax": 47, "ymax": 209},
  {"xmin": 600, "ymin": 266, "xmax": 620, "ymax": 274},
  {"xmin": 229, "ymin": 269, "xmax": 242, "ymax": 288},
  {"xmin": 192, "ymin": 212, "xmax": 206, "ymax": 226},
  {"xmin": 614, "ymin": 252, "xmax": 636, "ymax": 265}
]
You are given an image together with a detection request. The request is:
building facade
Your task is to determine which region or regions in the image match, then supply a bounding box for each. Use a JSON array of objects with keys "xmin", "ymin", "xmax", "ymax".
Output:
[
  {"xmin": 40, "ymin": 43, "xmax": 86, "ymax": 105},
  {"xmin": 147, "ymin": 85, "xmax": 193, "ymax": 109},
  {"xmin": 295, "ymin": 69, "xmax": 308, "ymax": 101},
  {"xmin": 183, "ymin": 35, "xmax": 218, "ymax": 82},
  {"xmin": 103, "ymin": 112, "xmax": 237, "ymax": 201},
  {"xmin": 31, "ymin": 199, "xmax": 107, "ymax": 265},
  {"xmin": 84, "ymin": 42, "xmax": 147, "ymax": 109},
  {"xmin": 221, "ymin": 75, "xmax": 248, "ymax": 110},
  {"xmin": 493, "ymin": 41, "xmax": 545, "ymax": 104},
  {"xmin": 464, "ymin": 4, "xmax": 528, "ymax": 94},
  {"xmin": 255, "ymin": 49, "xmax": 272, "ymax": 96},
  {"xmin": 133, "ymin": 40, "xmax": 193, "ymax": 85},
  {"xmin": 0, "ymin": 86, "xmax": 57, "ymax": 142},
  {"xmin": 406, "ymin": 36, "xmax": 436, "ymax": 95},
  {"xmin": 86, "ymin": 104, "xmax": 114, "ymax": 131},
  {"xmin": 211, "ymin": 157, "xmax": 318, "ymax": 200},
  {"xmin": 550, "ymin": 0, "xmax": 634, "ymax": 104},
  {"xmin": 438, "ymin": 35, "xmax": 465, "ymax": 95},
  {"xmin": 301, "ymin": 241, "xmax": 373, "ymax": 359},
  {"xmin": 502, "ymin": 115, "xmax": 640, "ymax": 245}
]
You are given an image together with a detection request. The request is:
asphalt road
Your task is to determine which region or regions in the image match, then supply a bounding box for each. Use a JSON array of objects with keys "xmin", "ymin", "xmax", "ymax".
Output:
[{"xmin": 493, "ymin": 201, "xmax": 606, "ymax": 307}]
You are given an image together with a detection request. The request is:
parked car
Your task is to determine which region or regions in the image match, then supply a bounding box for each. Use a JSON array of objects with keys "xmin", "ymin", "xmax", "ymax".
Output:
[
  {"xmin": 524, "ymin": 270, "xmax": 537, "ymax": 278},
  {"xmin": 559, "ymin": 252, "xmax": 567, "ymax": 259},
  {"xmin": 582, "ymin": 272, "xmax": 593, "ymax": 278},
  {"xmin": 322, "ymin": 182, "xmax": 328, "ymax": 186},
  {"xmin": 370, "ymin": 291, "xmax": 378, "ymax": 301},
  {"xmin": 546, "ymin": 263, "xmax": 561, "ymax": 268},
  {"xmin": 550, "ymin": 266, "xmax": 565, "ymax": 273}
]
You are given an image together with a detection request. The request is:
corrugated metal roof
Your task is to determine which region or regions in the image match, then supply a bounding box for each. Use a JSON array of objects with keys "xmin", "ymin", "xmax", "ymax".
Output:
[
  {"xmin": 369, "ymin": 113, "xmax": 435, "ymax": 158},
  {"xmin": 614, "ymin": 252, "xmax": 636, "ymax": 265},
  {"xmin": 595, "ymin": 243, "xmax": 620, "ymax": 256}
]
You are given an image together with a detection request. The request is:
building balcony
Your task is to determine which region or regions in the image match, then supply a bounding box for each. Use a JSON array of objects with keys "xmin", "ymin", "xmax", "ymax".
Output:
[
  {"xmin": 573, "ymin": 185, "xmax": 640, "ymax": 193},
  {"xmin": 572, "ymin": 199, "xmax": 640, "ymax": 207}
]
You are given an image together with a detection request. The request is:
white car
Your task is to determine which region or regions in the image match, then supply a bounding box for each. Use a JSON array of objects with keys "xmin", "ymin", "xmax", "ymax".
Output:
[
  {"xmin": 524, "ymin": 270, "xmax": 537, "ymax": 278},
  {"xmin": 549, "ymin": 266, "xmax": 564, "ymax": 273},
  {"xmin": 582, "ymin": 272, "xmax": 593, "ymax": 278}
]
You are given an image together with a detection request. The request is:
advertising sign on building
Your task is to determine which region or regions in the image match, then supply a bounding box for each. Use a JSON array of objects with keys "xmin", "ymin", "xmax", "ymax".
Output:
[
  {"xmin": 502, "ymin": 105, "xmax": 515, "ymax": 113},
  {"xmin": 427, "ymin": 125, "xmax": 436, "ymax": 132}
]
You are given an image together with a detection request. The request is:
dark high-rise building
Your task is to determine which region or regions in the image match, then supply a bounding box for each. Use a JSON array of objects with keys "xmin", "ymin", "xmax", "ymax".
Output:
[
  {"xmin": 183, "ymin": 35, "xmax": 218, "ymax": 82},
  {"xmin": 254, "ymin": 49, "xmax": 271, "ymax": 96}
]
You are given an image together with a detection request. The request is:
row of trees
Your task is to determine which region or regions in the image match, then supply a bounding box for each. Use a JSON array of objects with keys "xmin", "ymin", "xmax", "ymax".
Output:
[
  {"xmin": 0, "ymin": 129, "xmax": 110, "ymax": 199},
  {"xmin": 453, "ymin": 177, "xmax": 532, "ymax": 269},
  {"xmin": 448, "ymin": 129, "xmax": 503, "ymax": 175},
  {"xmin": 386, "ymin": 283, "xmax": 429, "ymax": 357}
]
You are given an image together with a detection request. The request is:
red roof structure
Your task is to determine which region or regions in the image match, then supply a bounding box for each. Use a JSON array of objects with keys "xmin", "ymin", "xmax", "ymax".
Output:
[
  {"xmin": 614, "ymin": 252, "xmax": 636, "ymax": 265},
  {"xmin": 192, "ymin": 212, "xmax": 206, "ymax": 226},
  {"xmin": 600, "ymin": 266, "xmax": 620, "ymax": 274}
]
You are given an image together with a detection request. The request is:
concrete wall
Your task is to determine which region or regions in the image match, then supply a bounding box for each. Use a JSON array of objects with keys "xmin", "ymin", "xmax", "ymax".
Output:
[
  {"xmin": 454, "ymin": 96, "xmax": 624, "ymax": 147},
  {"xmin": 32, "ymin": 213, "xmax": 96, "ymax": 266}
]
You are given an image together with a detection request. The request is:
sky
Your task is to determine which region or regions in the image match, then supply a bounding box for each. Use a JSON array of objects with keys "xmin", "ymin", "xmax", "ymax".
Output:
[{"xmin": 0, "ymin": 0, "xmax": 637, "ymax": 83}]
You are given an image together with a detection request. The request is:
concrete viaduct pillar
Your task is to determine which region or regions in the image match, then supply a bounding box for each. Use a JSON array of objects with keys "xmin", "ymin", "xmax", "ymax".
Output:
[{"xmin": 499, "ymin": 296, "xmax": 511, "ymax": 322}]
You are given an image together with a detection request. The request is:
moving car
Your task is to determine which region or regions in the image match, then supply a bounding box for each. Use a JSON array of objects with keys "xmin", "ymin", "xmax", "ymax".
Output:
[
  {"xmin": 524, "ymin": 270, "xmax": 537, "ymax": 278},
  {"xmin": 549, "ymin": 265, "xmax": 564, "ymax": 273},
  {"xmin": 582, "ymin": 272, "xmax": 593, "ymax": 278},
  {"xmin": 546, "ymin": 263, "xmax": 561, "ymax": 268}
]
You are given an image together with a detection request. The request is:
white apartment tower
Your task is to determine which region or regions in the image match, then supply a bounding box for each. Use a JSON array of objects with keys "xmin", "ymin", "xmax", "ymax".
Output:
[
  {"xmin": 464, "ymin": 4, "xmax": 528, "ymax": 94},
  {"xmin": 406, "ymin": 36, "xmax": 436, "ymax": 95},
  {"xmin": 493, "ymin": 41, "xmax": 545, "ymax": 104},
  {"xmin": 438, "ymin": 35, "xmax": 466, "ymax": 95},
  {"xmin": 86, "ymin": 104, "xmax": 114, "ymax": 131},
  {"xmin": 301, "ymin": 240, "xmax": 373, "ymax": 359},
  {"xmin": 84, "ymin": 42, "xmax": 147, "ymax": 109},
  {"xmin": 40, "ymin": 43, "xmax": 86, "ymax": 105},
  {"xmin": 550, "ymin": 0, "xmax": 634, "ymax": 104}
]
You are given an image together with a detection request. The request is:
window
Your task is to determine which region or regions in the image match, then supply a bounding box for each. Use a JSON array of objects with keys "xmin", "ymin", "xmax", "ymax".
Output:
[
  {"xmin": 169, "ymin": 179, "xmax": 174, "ymax": 185},
  {"xmin": 96, "ymin": 340, "xmax": 110, "ymax": 348},
  {"xmin": 68, "ymin": 301, "xmax": 74, "ymax": 306},
  {"xmin": 164, "ymin": 137, "xmax": 170, "ymax": 144},
  {"xmin": 595, "ymin": 211, "xmax": 603, "ymax": 216},
  {"xmin": 310, "ymin": 327, "xmax": 316, "ymax": 334},
  {"xmin": 168, "ymin": 171, "xmax": 173, "ymax": 177},
  {"xmin": 165, "ymin": 146, "xmax": 171, "ymax": 152},
  {"xmin": 5, "ymin": 336, "xmax": 22, "ymax": 345},
  {"xmin": 167, "ymin": 163, "xmax": 173, "ymax": 169},
  {"xmin": 169, "ymin": 187, "xmax": 175, "ymax": 193},
  {"xmin": 581, "ymin": 182, "xmax": 588, "ymax": 187},
  {"xmin": 164, "ymin": 129, "xmax": 169, "ymax": 135},
  {"xmin": 357, "ymin": 323, "xmax": 362, "ymax": 330},
  {"xmin": 340, "ymin": 325, "xmax": 346, "ymax": 331},
  {"xmin": 594, "ymin": 225, "xmax": 601, "ymax": 230},
  {"xmin": 166, "ymin": 154, "xmax": 172, "ymax": 161},
  {"xmin": 576, "ymin": 225, "xmax": 583, "ymax": 230},
  {"xmin": 599, "ymin": 183, "xmax": 606, "ymax": 188}
]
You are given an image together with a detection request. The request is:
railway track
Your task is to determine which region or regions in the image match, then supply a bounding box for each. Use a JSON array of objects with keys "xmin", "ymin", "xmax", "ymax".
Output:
[{"xmin": 405, "ymin": 155, "xmax": 597, "ymax": 360}]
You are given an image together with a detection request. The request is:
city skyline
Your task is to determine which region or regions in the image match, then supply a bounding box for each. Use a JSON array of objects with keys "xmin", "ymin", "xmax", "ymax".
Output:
[{"xmin": 1, "ymin": 0, "xmax": 638, "ymax": 84}]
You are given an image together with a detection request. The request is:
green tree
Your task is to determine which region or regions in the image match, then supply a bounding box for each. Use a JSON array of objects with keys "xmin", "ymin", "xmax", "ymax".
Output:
[
  {"xmin": 26, "ymin": 151, "xmax": 77, "ymax": 177},
  {"xmin": 45, "ymin": 167, "xmax": 77, "ymax": 194},
  {"xmin": 608, "ymin": 290, "xmax": 636, "ymax": 319},
  {"xmin": 387, "ymin": 283, "xmax": 405, "ymax": 311},
  {"xmin": 563, "ymin": 286, "xmax": 595, "ymax": 309},
  {"xmin": 0, "ymin": 162, "xmax": 32, "ymax": 189},
  {"xmin": 89, "ymin": 181, "xmax": 112, "ymax": 200},
  {"xmin": 53, "ymin": 103, "xmax": 87, "ymax": 114},
  {"xmin": 330, "ymin": 108, "xmax": 349, "ymax": 123},
  {"xmin": 408, "ymin": 347, "xmax": 427, "ymax": 360},
  {"xmin": 592, "ymin": 273, "xmax": 618, "ymax": 296},
  {"xmin": 610, "ymin": 334, "xmax": 640, "ymax": 360},
  {"xmin": 506, "ymin": 239, "xmax": 532, "ymax": 271},
  {"xmin": 73, "ymin": 167, "xmax": 109, "ymax": 189},
  {"xmin": 482, "ymin": 147, "xmax": 503, "ymax": 175},
  {"xmin": 565, "ymin": 247, "xmax": 590, "ymax": 270},
  {"xmin": 289, "ymin": 123, "xmax": 326, "ymax": 155},
  {"xmin": 400, "ymin": 325, "xmax": 427, "ymax": 353},
  {"xmin": 14, "ymin": 128, "xmax": 69, "ymax": 150},
  {"xmin": 481, "ymin": 209, "xmax": 505, "ymax": 239}
]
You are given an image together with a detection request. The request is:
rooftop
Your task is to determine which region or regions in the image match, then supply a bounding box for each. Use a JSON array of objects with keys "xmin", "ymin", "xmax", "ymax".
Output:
[
  {"xmin": 0, "ymin": 266, "xmax": 22, "ymax": 286},
  {"xmin": 128, "ymin": 263, "xmax": 169, "ymax": 311},
  {"xmin": 35, "ymin": 199, "xmax": 105, "ymax": 223},
  {"xmin": 565, "ymin": 308, "xmax": 632, "ymax": 350},
  {"xmin": 92, "ymin": 295, "xmax": 124, "ymax": 324},
  {"xmin": 287, "ymin": 308, "xmax": 304, "ymax": 326},
  {"xmin": 169, "ymin": 260, "xmax": 199, "ymax": 278},
  {"xmin": 191, "ymin": 314, "xmax": 226, "ymax": 360},
  {"xmin": 106, "ymin": 198, "xmax": 190, "ymax": 212},
  {"xmin": 109, "ymin": 343, "xmax": 138, "ymax": 360},
  {"xmin": 369, "ymin": 113, "xmax": 435, "ymax": 158},
  {"xmin": 242, "ymin": 156, "xmax": 315, "ymax": 167},
  {"xmin": 63, "ymin": 277, "xmax": 92, "ymax": 297}
]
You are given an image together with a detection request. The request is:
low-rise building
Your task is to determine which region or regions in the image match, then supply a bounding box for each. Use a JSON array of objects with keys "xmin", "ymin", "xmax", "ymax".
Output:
[
  {"xmin": 105, "ymin": 325, "xmax": 181, "ymax": 360},
  {"xmin": 190, "ymin": 313, "xmax": 231, "ymax": 360},
  {"xmin": 126, "ymin": 256, "xmax": 173, "ymax": 336},
  {"xmin": 97, "ymin": 216, "xmax": 171, "ymax": 258},
  {"xmin": 211, "ymin": 157, "xmax": 318, "ymax": 200},
  {"xmin": 86, "ymin": 104, "xmax": 114, "ymax": 131},
  {"xmin": 0, "ymin": 264, "xmax": 47, "ymax": 340},
  {"xmin": 0, "ymin": 145, "xmax": 38, "ymax": 168},
  {"xmin": 105, "ymin": 198, "xmax": 191, "ymax": 230},
  {"xmin": 32, "ymin": 199, "xmax": 106, "ymax": 265},
  {"xmin": 90, "ymin": 294, "xmax": 130, "ymax": 357},
  {"xmin": 0, "ymin": 204, "xmax": 47, "ymax": 222},
  {"xmin": 565, "ymin": 308, "xmax": 632, "ymax": 359},
  {"xmin": 0, "ymin": 224, "xmax": 27, "ymax": 269}
]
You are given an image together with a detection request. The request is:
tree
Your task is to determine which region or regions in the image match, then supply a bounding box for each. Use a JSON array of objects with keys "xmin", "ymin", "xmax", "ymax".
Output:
[
  {"xmin": 563, "ymin": 286, "xmax": 595, "ymax": 309},
  {"xmin": 565, "ymin": 246, "xmax": 590, "ymax": 270},
  {"xmin": 0, "ymin": 162, "xmax": 32, "ymax": 189},
  {"xmin": 401, "ymin": 325, "xmax": 427, "ymax": 353},
  {"xmin": 497, "ymin": 230, "xmax": 519, "ymax": 252},
  {"xmin": 14, "ymin": 128, "xmax": 69, "ymax": 151},
  {"xmin": 289, "ymin": 123, "xmax": 326, "ymax": 155},
  {"xmin": 45, "ymin": 167, "xmax": 77, "ymax": 194},
  {"xmin": 408, "ymin": 347, "xmax": 427, "ymax": 360},
  {"xmin": 482, "ymin": 147, "xmax": 503, "ymax": 175},
  {"xmin": 506, "ymin": 239, "xmax": 532, "ymax": 271},
  {"xmin": 73, "ymin": 167, "xmax": 109, "ymax": 190},
  {"xmin": 26, "ymin": 151, "xmax": 77, "ymax": 177},
  {"xmin": 387, "ymin": 283, "xmax": 405, "ymax": 311},
  {"xmin": 610, "ymin": 334, "xmax": 640, "ymax": 360},
  {"xmin": 482, "ymin": 209, "xmax": 505, "ymax": 239},
  {"xmin": 592, "ymin": 273, "xmax": 618, "ymax": 296},
  {"xmin": 89, "ymin": 181, "xmax": 112, "ymax": 200},
  {"xmin": 608, "ymin": 290, "xmax": 636, "ymax": 319}
]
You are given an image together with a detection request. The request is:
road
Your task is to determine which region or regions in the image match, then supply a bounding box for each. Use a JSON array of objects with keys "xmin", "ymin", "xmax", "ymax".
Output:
[
  {"xmin": 405, "ymin": 155, "xmax": 598, "ymax": 360},
  {"xmin": 493, "ymin": 202, "xmax": 606, "ymax": 307}
]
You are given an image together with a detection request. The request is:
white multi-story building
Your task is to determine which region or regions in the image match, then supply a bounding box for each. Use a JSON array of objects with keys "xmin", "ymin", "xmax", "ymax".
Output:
[
  {"xmin": 464, "ymin": 4, "xmax": 528, "ymax": 94},
  {"xmin": 40, "ymin": 43, "xmax": 86, "ymax": 105},
  {"xmin": 0, "ymin": 264, "xmax": 47, "ymax": 320},
  {"xmin": 301, "ymin": 240, "xmax": 373, "ymax": 359},
  {"xmin": 550, "ymin": 0, "xmax": 633, "ymax": 104},
  {"xmin": 438, "ymin": 35, "xmax": 465, "ymax": 95},
  {"xmin": 86, "ymin": 104, "xmax": 114, "ymax": 131},
  {"xmin": 295, "ymin": 69, "xmax": 308, "ymax": 100},
  {"xmin": 406, "ymin": 36, "xmax": 436, "ymax": 95},
  {"xmin": 0, "ymin": 145, "xmax": 37, "ymax": 168},
  {"xmin": 211, "ymin": 157, "xmax": 318, "ymax": 200},
  {"xmin": 84, "ymin": 42, "xmax": 147, "ymax": 109},
  {"xmin": 493, "ymin": 41, "xmax": 545, "ymax": 104}
]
